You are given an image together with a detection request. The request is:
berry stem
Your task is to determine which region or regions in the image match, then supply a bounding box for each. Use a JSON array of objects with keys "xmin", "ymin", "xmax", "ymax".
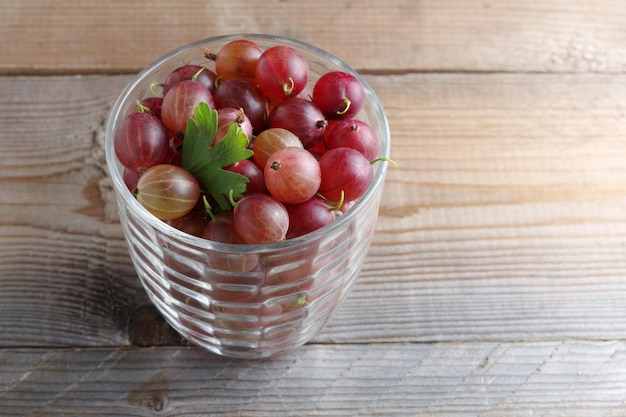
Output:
[
  {"xmin": 228, "ymin": 189, "xmax": 239, "ymax": 209},
  {"xmin": 149, "ymin": 81, "xmax": 162, "ymax": 96},
  {"xmin": 192, "ymin": 66, "xmax": 207, "ymax": 81},
  {"xmin": 134, "ymin": 100, "xmax": 151, "ymax": 113},
  {"xmin": 370, "ymin": 156, "xmax": 399, "ymax": 169},
  {"xmin": 283, "ymin": 77, "xmax": 295, "ymax": 95},
  {"xmin": 213, "ymin": 75, "xmax": 222, "ymax": 89},
  {"xmin": 203, "ymin": 196, "xmax": 217, "ymax": 221},
  {"xmin": 328, "ymin": 190, "xmax": 345, "ymax": 211},
  {"xmin": 337, "ymin": 97, "xmax": 352, "ymax": 115}
]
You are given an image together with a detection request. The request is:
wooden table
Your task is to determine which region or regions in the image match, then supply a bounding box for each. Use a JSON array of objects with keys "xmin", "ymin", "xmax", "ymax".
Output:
[{"xmin": 3, "ymin": 1, "xmax": 626, "ymax": 415}]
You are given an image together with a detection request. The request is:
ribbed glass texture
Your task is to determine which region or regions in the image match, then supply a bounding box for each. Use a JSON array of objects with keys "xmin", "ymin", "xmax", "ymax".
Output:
[{"xmin": 105, "ymin": 34, "xmax": 390, "ymax": 359}]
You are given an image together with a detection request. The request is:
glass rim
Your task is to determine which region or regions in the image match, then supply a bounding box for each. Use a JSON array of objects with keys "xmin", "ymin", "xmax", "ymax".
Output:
[{"xmin": 105, "ymin": 33, "xmax": 391, "ymax": 254}]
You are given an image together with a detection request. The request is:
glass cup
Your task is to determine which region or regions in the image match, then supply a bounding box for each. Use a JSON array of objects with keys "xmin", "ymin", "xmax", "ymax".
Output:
[{"xmin": 105, "ymin": 34, "xmax": 390, "ymax": 359}]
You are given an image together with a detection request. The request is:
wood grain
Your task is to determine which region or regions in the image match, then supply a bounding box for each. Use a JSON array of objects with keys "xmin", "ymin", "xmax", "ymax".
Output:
[
  {"xmin": 0, "ymin": 75, "xmax": 141, "ymax": 347},
  {"xmin": 1, "ymin": 341, "xmax": 626, "ymax": 416},
  {"xmin": 322, "ymin": 72, "xmax": 626, "ymax": 343},
  {"xmin": 3, "ymin": 0, "xmax": 626, "ymax": 415},
  {"xmin": 3, "ymin": 0, "xmax": 626, "ymax": 74},
  {"xmin": 1, "ymin": 72, "xmax": 625, "ymax": 348}
]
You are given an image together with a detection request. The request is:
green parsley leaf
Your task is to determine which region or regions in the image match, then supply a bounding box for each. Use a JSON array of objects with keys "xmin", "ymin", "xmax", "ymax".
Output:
[{"xmin": 182, "ymin": 102, "xmax": 253, "ymax": 212}]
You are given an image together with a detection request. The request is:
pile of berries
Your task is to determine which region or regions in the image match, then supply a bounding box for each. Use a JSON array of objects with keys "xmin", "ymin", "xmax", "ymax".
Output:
[{"xmin": 114, "ymin": 39, "xmax": 381, "ymax": 244}]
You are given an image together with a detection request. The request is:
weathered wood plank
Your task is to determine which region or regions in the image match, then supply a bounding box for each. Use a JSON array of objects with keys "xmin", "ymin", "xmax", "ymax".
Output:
[
  {"xmin": 4, "ymin": 1, "xmax": 625, "ymax": 414},
  {"xmin": 1, "ymin": 73, "xmax": 626, "ymax": 348},
  {"xmin": 3, "ymin": 0, "xmax": 626, "ymax": 74},
  {"xmin": 0, "ymin": 75, "xmax": 143, "ymax": 347},
  {"xmin": 321, "ymin": 72, "xmax": 626, "ymax": 343},
  {"xmin": 1, "ymin": 341, "xmax": 626, "ymax": 416}
]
